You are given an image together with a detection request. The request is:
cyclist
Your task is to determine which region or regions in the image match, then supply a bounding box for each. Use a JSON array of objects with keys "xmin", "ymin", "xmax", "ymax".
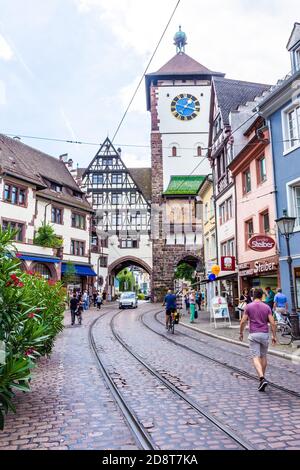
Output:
[
  {"xmin": 163, "ymin": 289, "xmax": 177, "ymax": 330},
  {"xmin": 273, "ymin": 288, "xmax": 288, "ymax": 322}
]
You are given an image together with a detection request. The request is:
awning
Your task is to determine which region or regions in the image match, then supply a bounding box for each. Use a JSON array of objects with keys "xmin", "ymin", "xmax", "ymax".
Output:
[
  {"xmin": 61, "ymin": 263, "xmax": 96, "ymax": 277},
  {"xmin": 17, "ymin": 254, "xmax": 61, "ymax": 264},
  {"xmin": 163, "ymin": 175, "xmax": 205, "ymax": 196}
]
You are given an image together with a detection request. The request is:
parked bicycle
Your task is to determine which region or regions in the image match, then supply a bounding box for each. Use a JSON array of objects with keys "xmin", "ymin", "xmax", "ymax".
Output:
[{"xmin": 276, "ymin": 312, "xmax": 295, "ymax": 345}]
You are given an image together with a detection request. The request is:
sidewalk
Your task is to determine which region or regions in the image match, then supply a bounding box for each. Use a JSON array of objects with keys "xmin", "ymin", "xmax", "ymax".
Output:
[{"xmin": 179, "ymin": 308, "xmax": 300, "ymax": 360}]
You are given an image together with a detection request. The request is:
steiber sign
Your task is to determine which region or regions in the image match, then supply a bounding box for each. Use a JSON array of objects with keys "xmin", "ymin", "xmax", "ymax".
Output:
[{"xmin": 247, "ymin": 235, "xmax": 275, "ymax": 252}]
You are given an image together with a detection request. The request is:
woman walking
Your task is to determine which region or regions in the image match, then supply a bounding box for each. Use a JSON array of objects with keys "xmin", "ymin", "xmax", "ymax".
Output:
[{"xmin": 189, "ymin": 290, "xmax": 196, "ymax": 323}]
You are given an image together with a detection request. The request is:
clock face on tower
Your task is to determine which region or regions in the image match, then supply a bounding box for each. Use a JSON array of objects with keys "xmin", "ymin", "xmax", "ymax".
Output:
[{"xmin": 171, "ymin": 93, "xmax": 200, "ymax": 121}]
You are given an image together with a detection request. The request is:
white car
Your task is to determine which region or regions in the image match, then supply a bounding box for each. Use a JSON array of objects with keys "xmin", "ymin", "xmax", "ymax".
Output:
[{"xmin": 119, "ymin": 292, "xmax": 138, "ymax": 309}]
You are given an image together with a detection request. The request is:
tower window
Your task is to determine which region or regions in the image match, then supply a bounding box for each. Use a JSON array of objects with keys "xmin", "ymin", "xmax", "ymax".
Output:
[
  {"xmin": 172, "ymin": 146, "xmax": 177, "ymax": 157},
  {"xmin": 197, "ymin": 146, "xmax": 202, "ymax": 157}
]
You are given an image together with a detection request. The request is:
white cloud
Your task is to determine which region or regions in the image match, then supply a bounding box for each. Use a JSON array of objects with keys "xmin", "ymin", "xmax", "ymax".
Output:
[
  {"xmin": 121, "ymin": 150, "xmax": 150, "ymax": 168},
  {"xmin": 60, "ymin": 107, "xmax": 77, "ymax": 140},
  {"xmin": 0, "ymin": 80, "xmax": 6, "ymax": 105},
  {"xmin": 118, "ymin": 76, "xmax": 146, "ymax": 114},
  {"xmin": 0, "ymin": 34, "xmax": 13, "ymax": 61},
  {"xmin": 74, "ymin": 0, "xmax": 298, "ymax": 84}
]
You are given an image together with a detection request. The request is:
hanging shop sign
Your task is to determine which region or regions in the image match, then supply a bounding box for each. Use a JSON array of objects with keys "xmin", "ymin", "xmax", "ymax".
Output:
[
  {"xmin": 247, "ymin": 235, "xmax": 275, "ymax": 252},
  {"xmin": 221, "ymin": 256, "xmax": 236, "ymax": 271}
]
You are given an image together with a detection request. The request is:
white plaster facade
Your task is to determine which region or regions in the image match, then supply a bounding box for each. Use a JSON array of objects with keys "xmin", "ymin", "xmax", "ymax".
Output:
[
  {"xmin": 215, "ymin": 185, "xmax": 236, "ymax": 277},
  {"xmin": 157, "ymin": 81, "xmax": 212, "ymax": 190}
]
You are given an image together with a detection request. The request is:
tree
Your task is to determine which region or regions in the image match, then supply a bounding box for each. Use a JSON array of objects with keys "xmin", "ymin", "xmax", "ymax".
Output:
[
  {"xmin": 34, "ymin": 224, "xmax": 63, "ymax": 249},
  {"xmin": 117, "ymin": 268, "xmax": 136, "ymax": 292},
  {"xmin": 62, "ymin": 261, "xmax": 76, "ymax": 287},
  {"xmin": 174, "ymin": 262, "xmax": 195, "ymax": 283}
]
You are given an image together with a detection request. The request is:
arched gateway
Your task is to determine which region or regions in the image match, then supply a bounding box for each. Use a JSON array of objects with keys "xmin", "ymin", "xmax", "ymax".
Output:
[{"xmin": 107, "ymin": 256, "xmax": 152, "ymax": 299}]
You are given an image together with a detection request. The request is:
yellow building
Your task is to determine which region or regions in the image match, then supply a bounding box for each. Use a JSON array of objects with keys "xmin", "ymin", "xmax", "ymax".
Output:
[{"xmin": 198, "ymin": 176, "xmax": 217, "ymax": 308}]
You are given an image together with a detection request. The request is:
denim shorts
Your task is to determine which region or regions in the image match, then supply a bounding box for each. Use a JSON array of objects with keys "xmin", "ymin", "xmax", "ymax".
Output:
[{"xmin": 248, "ymin": 332, "xmax": 269, "ymax": 358}]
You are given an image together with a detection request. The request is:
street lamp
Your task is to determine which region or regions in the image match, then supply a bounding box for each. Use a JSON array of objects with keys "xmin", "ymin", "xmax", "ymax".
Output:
[{"xmin": 275, "ymin": 210, "xmax": 300, "ymax": 339}]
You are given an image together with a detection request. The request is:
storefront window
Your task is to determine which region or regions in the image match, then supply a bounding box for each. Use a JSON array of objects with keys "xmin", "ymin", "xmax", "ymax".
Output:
[{"xmin": 32, "ymin": 263, "xmax": 51, "ymax": 280}]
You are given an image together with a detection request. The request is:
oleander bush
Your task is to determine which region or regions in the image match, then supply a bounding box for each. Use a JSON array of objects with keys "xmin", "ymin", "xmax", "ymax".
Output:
[{"xmin": 0, "ymin": 228, "xmax": 65, "ymax": 429}]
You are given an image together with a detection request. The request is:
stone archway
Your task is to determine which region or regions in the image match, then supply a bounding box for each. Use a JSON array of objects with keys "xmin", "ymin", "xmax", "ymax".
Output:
[
  {"xmin": 151, "ymin": 242, "xmax": 203, "ymax": 301},
  {"xmin": 107, "ymin": 256, "xmax": 152, "ymax": 299}
]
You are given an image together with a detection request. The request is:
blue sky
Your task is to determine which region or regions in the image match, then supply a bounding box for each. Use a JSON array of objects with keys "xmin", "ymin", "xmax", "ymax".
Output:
[{"xmin": 0, "ymin": 0, "xmax": 298, "ymax": 168}]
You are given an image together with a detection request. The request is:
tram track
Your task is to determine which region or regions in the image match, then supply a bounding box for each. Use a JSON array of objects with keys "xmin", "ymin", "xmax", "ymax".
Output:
[
  {"xmin": 141, "ymin": 310, "xmax": 300, "ymax": 400},
  {"xmin": 110, "ymin": 309, "xmax": 254, "ymax": 450},
  {"xmin": 88, "ymin": 311, "xmax": 158, "ymax": 451}
]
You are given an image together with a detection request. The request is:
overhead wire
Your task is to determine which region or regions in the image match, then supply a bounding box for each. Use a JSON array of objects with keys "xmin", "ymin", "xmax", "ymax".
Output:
[{"xmin": 111, "ymin": 0, "xmax": 181, "ymax": 143}]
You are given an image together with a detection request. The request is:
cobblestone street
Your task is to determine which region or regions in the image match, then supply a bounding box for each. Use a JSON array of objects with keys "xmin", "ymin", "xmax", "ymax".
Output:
[{"xmin": 0, "ymin": 303, "xmax": 300, "ymax": 450}]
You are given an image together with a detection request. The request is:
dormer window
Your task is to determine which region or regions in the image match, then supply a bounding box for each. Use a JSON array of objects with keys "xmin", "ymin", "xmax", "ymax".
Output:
[
  {"xmin": 73, "ymin": 190, "xmax": 82, "ymax": 198},
  {"xmin": 50, "ymin": 182, "xmax": 62, "ymax": 192}
]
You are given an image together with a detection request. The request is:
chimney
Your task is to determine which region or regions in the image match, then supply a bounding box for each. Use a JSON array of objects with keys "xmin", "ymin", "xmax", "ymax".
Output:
[{"xmin": 59, "ymin": 153, "xmax": 68, "ymax": 163}]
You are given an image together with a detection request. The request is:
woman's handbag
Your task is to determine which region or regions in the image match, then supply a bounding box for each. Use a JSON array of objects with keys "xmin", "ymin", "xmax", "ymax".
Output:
[{"xmin": 237, "ymin": 301, "xmax": 246, "ymax": 311}]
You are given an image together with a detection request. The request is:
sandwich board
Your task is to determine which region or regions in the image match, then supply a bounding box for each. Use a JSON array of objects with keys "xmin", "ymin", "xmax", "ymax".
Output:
[{"xmin": 210, "ymin": 296, "xmax": 231, "ymax": 328}]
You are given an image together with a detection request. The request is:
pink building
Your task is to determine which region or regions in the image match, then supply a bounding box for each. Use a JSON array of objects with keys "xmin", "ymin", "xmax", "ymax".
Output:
[{"xmin": 229, "ymin": 117, "xmax": 279, "ymax": 294}]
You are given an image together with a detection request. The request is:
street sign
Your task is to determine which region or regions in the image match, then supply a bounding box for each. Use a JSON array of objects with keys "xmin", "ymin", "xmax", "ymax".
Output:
[{"xmin": 221, "ymin": 256, "xmax": 236, "ymax": 271}]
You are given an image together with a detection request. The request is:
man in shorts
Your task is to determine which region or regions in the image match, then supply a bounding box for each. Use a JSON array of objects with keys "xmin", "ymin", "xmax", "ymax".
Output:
[
  {"xmin": 273, "ymin": 288, "xmax": 288, "ymax": 322},
  {"xmin": 239, "ymin": 288, "xmax": 277, "ymax": 391},
  {"xmin": 163, "ymin": 289, "xmax": 177, "ymax": 329}
]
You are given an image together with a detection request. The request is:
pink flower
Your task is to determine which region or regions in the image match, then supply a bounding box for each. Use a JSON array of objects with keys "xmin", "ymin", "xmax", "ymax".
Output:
[
  {"xmin": 27, "ymin": 313, "xmax": 35, "ymax": 318},
  {"xmin": 25, "ymin": 348, "xmax": 36, "ymax": 356}
]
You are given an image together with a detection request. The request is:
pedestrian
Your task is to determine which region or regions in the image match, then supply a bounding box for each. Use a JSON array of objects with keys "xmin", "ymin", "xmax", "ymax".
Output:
[
  {"xmin": 184, "ymin": 293, "xmax": 190, "ymax": 312},
  {"xmin": 102, "ymin": 291, "xmax": 107, "ymax": 302},
  {"xmin": 96, "ymin": 292, "xmax": 102, "ymax": 310},
  {"xmin": 77, "ymin": 295, "xmax": 84, "ymax": 325},
  {"xmin": 239, "ymin": 288, "xmax": 277, "ymax": 391},
  {"xmin": 93, "ymin": 290, "xmax": 97, "ymax": 307},
  {"xmin": 240, "ymin": 288, "xmax": 252, "ymax": 304},
  {"xmin": 195, "ymin": 290, "xmax": 201, "ymax": 311},
  {"xmin": 273, "ymin": 288, "xmax": 288, "ymax": 322},
  {"xmin": 189, "ymin": 290, "xmax": 196, "ymax": 323},
  {"xmin": 264, "ymin": 286, "xmax": 275, "ymax": 310},
  {"xmin": 83, "ymin": 290, "xmax": 89, "ymax": 310},
  {"xmin": 70, "ymin": 293, "xmax": 79, "ymax": 326}
]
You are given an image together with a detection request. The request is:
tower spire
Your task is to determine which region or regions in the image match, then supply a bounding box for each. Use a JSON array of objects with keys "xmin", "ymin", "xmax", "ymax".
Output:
[{"xmin": 173, "ymin": 25, "xmax": 187, "ymax": 53}]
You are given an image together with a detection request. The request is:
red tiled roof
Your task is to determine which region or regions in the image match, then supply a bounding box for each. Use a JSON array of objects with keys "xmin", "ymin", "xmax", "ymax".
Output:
[{"xmin": 150, "ymin": 52, "xmax": 216, "ymax": 76}]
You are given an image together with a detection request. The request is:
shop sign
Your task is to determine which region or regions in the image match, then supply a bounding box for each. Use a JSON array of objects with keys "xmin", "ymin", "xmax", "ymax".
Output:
[
  {"xmin": 221, "ymin": 256, "xmax": 236, "ymax": 271},
  {"xmin": 253, "ymin": 260, "xmax": 277, "ymax": 274},
  {"xmin": 248, "ymin": 235, "xmax": 275, "ymax": 252}
]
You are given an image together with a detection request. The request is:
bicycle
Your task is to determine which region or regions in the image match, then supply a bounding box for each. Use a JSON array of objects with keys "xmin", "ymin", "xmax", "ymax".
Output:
[
  {"xmin": 276, "ymin": 312, "xmax": 294, "ymax": 345},
  {"xmin": 166, "ymin": 310, "xmax": 180, "ymax": 334}
]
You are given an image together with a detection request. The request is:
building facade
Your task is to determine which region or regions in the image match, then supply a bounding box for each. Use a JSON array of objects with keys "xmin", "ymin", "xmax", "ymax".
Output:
[
  {"xmin": 80, "ymin": 138, "xmax": 152, "ymax": 299},
  {"xmin": 208, "ymin": 77, "xmax": 270, "ymax": 311},
  {"xmin": 258, "ymin": 22, "xmax": 300, "ymax": 312},
  {"xmin": 198, "ymin": 176, "xmax": 217, "ymax": 308},
  {"xmin": 146, "ymin": 32, "xmax": 224, "ymax": 299},
  {"xmin": 228, "ymin": 111, "xmax": 279, "ymax": 295},
  {"xmin": 0, "ymin": 134, "xmax": 95, "ymax": 290}
]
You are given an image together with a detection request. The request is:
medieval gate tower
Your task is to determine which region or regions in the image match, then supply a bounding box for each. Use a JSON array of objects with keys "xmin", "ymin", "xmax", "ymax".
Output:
[{"xmin": 146, "ymin": 28, "xmax": 224, "ymax": 300}]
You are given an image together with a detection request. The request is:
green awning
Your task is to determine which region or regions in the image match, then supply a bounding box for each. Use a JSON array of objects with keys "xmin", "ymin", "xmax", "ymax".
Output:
[{"xmin": 163, "ymin": 175, "xmax": 205, "ymax": 196}]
